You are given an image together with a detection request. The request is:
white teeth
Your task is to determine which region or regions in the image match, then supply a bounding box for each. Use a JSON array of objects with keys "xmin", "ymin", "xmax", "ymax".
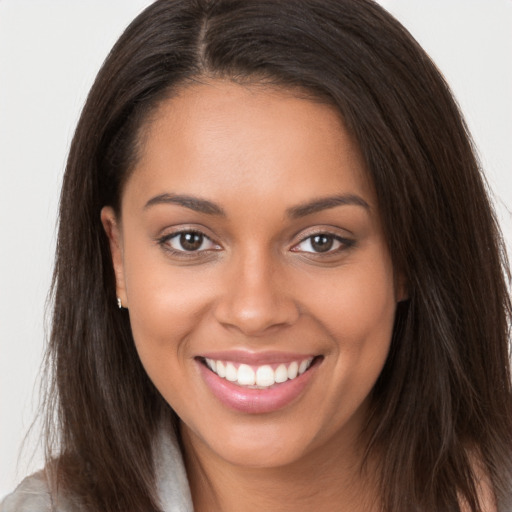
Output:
[
  {"xmin": 275, "ymin": 364, "xmax": 288, "ymax": 383},
  {"xmin": 237, "ymin": 364, "xmax": 255, "ymax": 386},
  {"xmin": 225, "ymin": 362, "xmax": 237, "ymax": 382},
  {"xmin": 205, "ymin": 357, "xmax": 316, "ymax": 388},
  {"xmin": 298, "ymin": 359, "xmax": 310, "ymax": 375},
  {"xmin": 216, "ymin": 361, "xmax": 226, "ymax": 378},
  {"xmin": 256, "ymin": 365, "xmax": 275, "ymax": 387},
  {"xmin": 287, "ymin": 361, "xmax": 299, "ymax": 379}
]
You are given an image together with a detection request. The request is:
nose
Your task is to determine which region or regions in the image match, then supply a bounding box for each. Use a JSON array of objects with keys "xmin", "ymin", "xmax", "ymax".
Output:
[{"xmin": 213, "ymin": 250, "xmax": 300, "ymax": 336}]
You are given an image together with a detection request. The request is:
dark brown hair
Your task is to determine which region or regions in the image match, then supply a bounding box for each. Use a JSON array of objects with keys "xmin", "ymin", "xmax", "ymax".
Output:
[{"xmin": 45, "ymin": 0, "xmax": 512, "ymax": 510}]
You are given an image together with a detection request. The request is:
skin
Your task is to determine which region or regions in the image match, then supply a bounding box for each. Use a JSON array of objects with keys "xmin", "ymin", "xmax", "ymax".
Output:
[{"xmin": 102, "ymin": 81, "xmax": 404, "ymax": 511}]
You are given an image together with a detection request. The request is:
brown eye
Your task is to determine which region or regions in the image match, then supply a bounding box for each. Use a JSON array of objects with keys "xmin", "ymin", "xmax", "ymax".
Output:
[
  {"xmin": 310, "ymin": 234, "xmax": 334, "ymax": 253},
  {"xmin": 162, "ymin": 231, "xmax": 219, "ymax": 253},
  {"xmin": 180, "ymin": 232, "xmax": 204, "ymax": 251},
  {"xmin": 292, "ymin": 233, "xmax": 354, "ymax": 254}
]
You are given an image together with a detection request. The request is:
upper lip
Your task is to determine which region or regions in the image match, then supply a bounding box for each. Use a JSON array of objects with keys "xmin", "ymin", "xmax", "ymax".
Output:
[{"xmin": 197, "ymin": 350, "xmax": 318, "ymax": 365}]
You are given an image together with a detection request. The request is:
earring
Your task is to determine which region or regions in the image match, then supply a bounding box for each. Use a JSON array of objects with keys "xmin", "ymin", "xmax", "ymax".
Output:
[{"xmin": 117, "ymin": 297, "xmax": 122, "ymax": 309}]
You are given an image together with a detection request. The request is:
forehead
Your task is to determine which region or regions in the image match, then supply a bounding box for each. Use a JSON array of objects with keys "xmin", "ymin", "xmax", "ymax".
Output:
[{"xmin": 124, "ymin": 80, "xmax": 374, "ymax": 212}]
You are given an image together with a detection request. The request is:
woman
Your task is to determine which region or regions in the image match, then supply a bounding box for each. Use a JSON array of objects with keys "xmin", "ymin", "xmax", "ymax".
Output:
[{"xmin": 2, "ymin": 0, "xmax": 511, "ymax": 511}]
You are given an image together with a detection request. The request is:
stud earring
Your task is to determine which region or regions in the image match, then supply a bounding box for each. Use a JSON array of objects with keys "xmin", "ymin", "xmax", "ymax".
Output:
[{"xmin": 117, "ymin": 297, "xmax": 122, "ymax": 309}]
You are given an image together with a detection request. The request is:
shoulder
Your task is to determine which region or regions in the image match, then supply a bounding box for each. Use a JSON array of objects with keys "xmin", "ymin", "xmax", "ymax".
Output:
[
  {"xmin": 1, "ymin": 472, "xmax": 51, "ymax": 512},
  {"xmin": 1, "ymin": 472, "xmax": 80, "ymax": 512}
]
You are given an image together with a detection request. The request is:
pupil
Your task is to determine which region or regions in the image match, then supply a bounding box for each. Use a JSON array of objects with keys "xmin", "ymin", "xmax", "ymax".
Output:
[
  {"xmin": 180, "ymin": 232, "xmax": 203, "ymax": 251},
  {"xmin": 311, "ymin": 235, "xmax": 333, "ymax": 252}
]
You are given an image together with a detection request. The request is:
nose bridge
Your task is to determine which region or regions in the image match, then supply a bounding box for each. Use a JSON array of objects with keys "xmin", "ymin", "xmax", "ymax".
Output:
[{"xmin": 214, "ymin": 244, "xmax": 299, "ymax": 336}]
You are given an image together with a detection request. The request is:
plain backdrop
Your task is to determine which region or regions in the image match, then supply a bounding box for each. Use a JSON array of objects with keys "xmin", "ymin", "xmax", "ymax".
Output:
[{"xmin": 1, "ymin": 0, "xmax": 511, "ymax": 499}]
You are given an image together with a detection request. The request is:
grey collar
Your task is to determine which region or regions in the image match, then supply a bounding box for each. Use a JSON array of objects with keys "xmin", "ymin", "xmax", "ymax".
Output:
[{"xmin": 153, "ymin": 427, "xmax": 194, "ymax": 512}]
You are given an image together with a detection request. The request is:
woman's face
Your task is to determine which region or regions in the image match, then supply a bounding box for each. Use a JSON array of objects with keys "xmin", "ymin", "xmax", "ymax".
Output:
[{"xmin": 102, "ymin": 81, "xmax": 401, "ymax": 469}]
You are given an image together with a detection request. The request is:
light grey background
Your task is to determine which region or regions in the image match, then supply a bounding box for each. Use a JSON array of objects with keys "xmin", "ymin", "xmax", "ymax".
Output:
[{"xmin": 1, "ymin": 0, "xmax": 511, "ymax": 498}]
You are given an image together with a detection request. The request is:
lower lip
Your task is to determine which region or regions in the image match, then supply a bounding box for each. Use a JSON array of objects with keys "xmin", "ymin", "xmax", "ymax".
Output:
[{"xmin": 198, "ymin": 360, "xmax": 318, "ymax": 414}]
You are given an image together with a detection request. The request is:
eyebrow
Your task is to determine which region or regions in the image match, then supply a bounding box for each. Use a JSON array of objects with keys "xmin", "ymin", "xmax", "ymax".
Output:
[
  {"xmin": 286, "ymin": 194, "xmax": 370, "ymax": 218},
  {"xmin": 143, "ymin": 192, "xmax": 369, "ymax": 218},
  {"xmin": 144, "ymin": 193, "xmax": 226, "ymax": 215}
]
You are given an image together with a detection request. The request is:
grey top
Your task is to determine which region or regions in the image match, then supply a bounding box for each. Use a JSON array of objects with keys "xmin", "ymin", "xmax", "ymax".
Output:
[{"xmin": 0, "ymin": 429, "xmax": 194, "ymax": 512}]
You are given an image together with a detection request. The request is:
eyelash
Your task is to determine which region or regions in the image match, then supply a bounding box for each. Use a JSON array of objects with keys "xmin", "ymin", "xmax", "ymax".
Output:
[
  {"xmin": 291, "ymin": 232, "xmax": 356, "ymax": 255},
  {"xmin": 157, "ymin": 229, "xmax": 220, "ymax": 257},
  {"xmin": 156, "ymin": 229, "xmax": 355, "ymax": 258}
]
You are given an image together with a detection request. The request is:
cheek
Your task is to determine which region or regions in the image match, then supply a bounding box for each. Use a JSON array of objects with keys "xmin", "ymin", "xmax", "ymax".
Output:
[
  {"xmin": 121, "ymin": 242, "xmax": 215, "ymax": 362},
  {"xmin": 301, "ymin": 258, "xmax": 396, "ymax": 347},
  {"xmin": 300, "ymin": 262, "xmax": 396, "ymax": 430},
  {"xmin": 299, "ymin": 250, "xmax": 396, "ymax": 401},
  {"xmin": 121, "ymin": 255, "xmax": 214, "ymax": 411}
]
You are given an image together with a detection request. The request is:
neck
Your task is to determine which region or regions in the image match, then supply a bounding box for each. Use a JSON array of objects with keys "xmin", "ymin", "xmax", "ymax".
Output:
[{"xmin": 180, "ymin": 423, "xmax": 380, "ymax": 512}]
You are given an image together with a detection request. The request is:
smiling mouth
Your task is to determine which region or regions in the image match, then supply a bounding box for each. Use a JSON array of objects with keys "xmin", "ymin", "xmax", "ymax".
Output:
[{"xmin": 198, "ymin": 356, "xmax": 321, "ymax": 389}]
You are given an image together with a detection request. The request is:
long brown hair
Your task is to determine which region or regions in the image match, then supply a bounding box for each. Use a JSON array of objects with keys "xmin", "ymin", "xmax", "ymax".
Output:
[{"xmin": 45, "ymin": 0, "xmax": 512, "ymax": 510}]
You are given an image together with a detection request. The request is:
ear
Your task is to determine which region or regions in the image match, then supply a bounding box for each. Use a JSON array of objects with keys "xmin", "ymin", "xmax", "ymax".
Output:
[{"xmin": 101, "ymin": 206, "xmax": 128, "ymax": 308}]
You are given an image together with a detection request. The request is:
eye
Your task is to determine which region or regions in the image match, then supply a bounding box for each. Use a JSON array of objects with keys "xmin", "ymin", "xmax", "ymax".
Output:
[
  {"xmin": 292, "ymin": 233, "xmax": 354, "ymax": 254},
  {"xmin": 161, "ymin": 230, "xmax": 219, "ymax": 253}
]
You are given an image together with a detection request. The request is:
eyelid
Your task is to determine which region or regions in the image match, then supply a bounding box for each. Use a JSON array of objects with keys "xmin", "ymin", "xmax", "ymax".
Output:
[
  {"xmin": 156, "ymin": 226, "xmax": 222, "ymax": 255},
  {"xmin": 154, "ymin": 225, "xmax": 354, "ymax": 257},
  {"xmin": 290, "ymin": 228, "xmax": 356, "ymax": 254}
]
